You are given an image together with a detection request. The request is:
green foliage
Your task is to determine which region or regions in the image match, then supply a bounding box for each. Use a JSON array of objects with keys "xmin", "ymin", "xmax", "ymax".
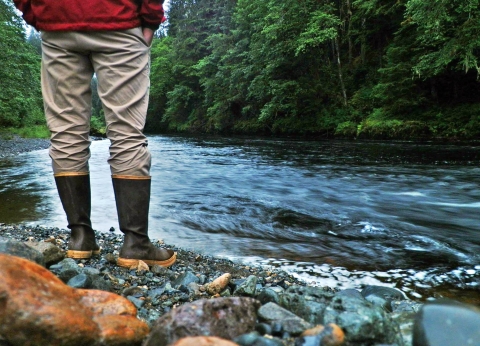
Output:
[
  {"xmin": 406, "ymin": 0, "xmax": 480, "ymax": 77},
  {"xmin": 0, "ymin": 0, "xmax": 43, "ymax": 129},
  {"xmin": 6, "ymin": 0, "xmax": 480, "ymax": 139},
  {"xmin": 3, "ymin": 125, "xmax": 50, "ymax": 139},
  {"xmin": 90, "ymin": 116, "xmax": 106, "ymax": 137}
]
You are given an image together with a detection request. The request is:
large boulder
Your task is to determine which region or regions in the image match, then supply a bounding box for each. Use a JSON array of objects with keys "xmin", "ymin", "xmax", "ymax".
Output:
[
  {"xmin": 413, "ymin": 299, "xmax": 480, "ymax": 346},
  {"xmin": 0, "ymin": 236, "xmax": 44, "ymax": 266},
  {"xmin": 0, "ymin": 253, "xmax": 148, "ymax": 346},
  {"xmin": 144, "ymin": 297, "xmax": 260, "ymax": 346}
]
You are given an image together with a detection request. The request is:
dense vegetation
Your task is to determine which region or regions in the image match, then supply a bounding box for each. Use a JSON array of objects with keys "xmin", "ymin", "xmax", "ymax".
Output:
[
  {"xmin": 0, "ymin": 0, "xmax": 45, "ymax": 137},
  {"xmin": 2, "ymin": 0, "xmax": 480, "ymax": 139}
]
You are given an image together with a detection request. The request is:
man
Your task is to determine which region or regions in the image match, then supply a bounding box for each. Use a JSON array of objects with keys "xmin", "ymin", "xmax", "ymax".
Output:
[{"xmin": 13, "ymin": 0, "xmax": 176, "ymax": 268}]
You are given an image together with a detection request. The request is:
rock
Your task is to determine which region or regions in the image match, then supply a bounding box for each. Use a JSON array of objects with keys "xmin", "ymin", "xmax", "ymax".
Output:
[
  {"xmin": 0, "ymin": 253, "xmax": 148, "ymax": 346},
  {"xmin": 255, "ymin": 323, "xmax": 272, "ymax": 336},
  {"xmin": 335, "ymin": 288, "xmax": 363, "ymax": 299},
  {"xmin": 67, "ymin": 273, "xmax": 92, "ymax": 289},
  {"xmin": 50, "ymin": 258, "xmax": 83, "ymax": 282},
  {"xmin": 144, "ymin": 297, "xmax": 260, "ymax": 346},
  {"xmin": 0, "ymin": 237, "xmax": 45, "ymax": 266},
  {"xmin": 136, "ymin": 260, "xmax": 149, "ymax": 272},
  {"xmin": 105, "ymin": 252, "xmax": 117, "ymax": 264},
  {"xmin": 300, "ymin": 323, "xmax": 345, "ymax": 346},
  {"xmin": 392, "ymin": 300, "xmax": 423, "ymax": 313},
  {"xmin": 256, "ymin": 286, "xmax": 284, "ymax": 305},
  {"xmin": 24, "ymin": 241, "xmax": 64, "ymax": 266},
  {"xmin": 171, "ymin": 336, "xmax": 239, "ymax": 346},
  {"xmin": 279, "ymin": 286, "xmax": 335, "ymax": 325},
  {"xmin": 206, "ymin": 273, "xmax": 232, "ymax": 295},
  {"xmin": 296, "ymin": 323, "xmax": 345, "ymax": 346},
  {"xmin": 173, "ymin": 271, "xmax": 200, "ymax": 288},
  {"xmin": 243, "ymin": 336, "xmax": 284, "ymax": 346},
  {"xmin": 233, "ymin": 275, "xmax": 258, "ymax": 297},
  {"xmin": 90, "ymin": 275, "xmax": 112, "ymax": 291},
  {"xmin": 186, "ymin": 281, "xmax": 201, "ymax": 296},
  {"xmin": 323, "ymin": 293, "xmax": 401, "ymax": 345},
  {"xmin": 301, "ymin": 325, "xmax": 326, "ymax": 336},
  {"xmin": 127, "ymin": 296, "xmax": 145, "ymax": 309},
  {"xmin": 391, "ymin": 311, "xmax": 415, "ymax": 346},
  {"xmin": 233, "ymin": 331, "xmax": 261, "ymax": 345},
  {"xmin": 258, "ymin": 302, "xmax": 312, "ymax": 336},
  {"xmin": 148, "ymin": 285, "xmax": 167, "ymax": 300},
  {"xmin": 361, "ymin": 285, "xmax": 407, "ymax": 312},
  {"xmin": 413, "ymin": 299, "xmax": 480, "ymax": 346}
]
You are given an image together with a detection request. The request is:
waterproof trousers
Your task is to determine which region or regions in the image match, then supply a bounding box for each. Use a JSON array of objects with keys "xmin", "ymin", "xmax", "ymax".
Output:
[{"xmin": 41, "ymin": 28, "xmax": 151, "ymax": 176}]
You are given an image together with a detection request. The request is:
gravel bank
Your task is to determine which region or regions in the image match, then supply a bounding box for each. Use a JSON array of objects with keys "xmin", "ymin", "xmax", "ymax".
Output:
[
  {"xmin": 0, "ymin": 135, "xmax": 50, "ymax": 158},
  {"xmin": 0, "ymin": 224, "xmax": 307, "ymax": 323}
]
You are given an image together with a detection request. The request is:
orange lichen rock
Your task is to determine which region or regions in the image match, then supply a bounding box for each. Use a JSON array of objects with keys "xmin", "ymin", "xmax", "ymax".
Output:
[
  {"xmin": 301, "ymin": 323, "xmax": 345, "ymax": 346},
  {"xmin": 0, "ymin": 253, "xmax": 149, "ymax": 346}
]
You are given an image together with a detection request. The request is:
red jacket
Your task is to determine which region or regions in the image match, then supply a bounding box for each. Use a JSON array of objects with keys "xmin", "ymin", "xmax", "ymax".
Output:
[{"xmin": 13, "ymin": 0, "xmax": 165, "ymax": 31}]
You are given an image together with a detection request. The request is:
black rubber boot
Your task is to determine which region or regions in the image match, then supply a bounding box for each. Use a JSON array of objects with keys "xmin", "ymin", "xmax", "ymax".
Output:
[
  {"xmin": 112, "ymin": 176, "xmax": 176, "ymax": 268},
  {"xmin": 54, "ymin": 173, "xmax": 100, "ymax": 259}
]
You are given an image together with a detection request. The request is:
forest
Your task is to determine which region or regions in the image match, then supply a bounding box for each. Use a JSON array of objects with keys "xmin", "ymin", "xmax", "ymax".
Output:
[{"xmin": 1, "ymin": 0, "xmax": 480, "ymax": 139}]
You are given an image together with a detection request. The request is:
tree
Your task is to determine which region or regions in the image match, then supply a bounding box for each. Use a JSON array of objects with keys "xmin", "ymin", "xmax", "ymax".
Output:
[{"xmin": 0, "ymin": 0, "xmax": 43, "ymax": 128}]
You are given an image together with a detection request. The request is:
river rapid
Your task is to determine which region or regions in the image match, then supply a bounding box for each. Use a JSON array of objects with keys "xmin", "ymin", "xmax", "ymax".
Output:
[{"xmin": 1, "ymin": 135, "xmax": 479, "ymax": 304}]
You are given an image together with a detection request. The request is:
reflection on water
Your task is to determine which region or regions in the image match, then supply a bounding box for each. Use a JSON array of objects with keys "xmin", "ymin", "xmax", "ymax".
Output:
[{"xmin": 0, "ymin": 136, "xmax": 479, "ymax": 302}]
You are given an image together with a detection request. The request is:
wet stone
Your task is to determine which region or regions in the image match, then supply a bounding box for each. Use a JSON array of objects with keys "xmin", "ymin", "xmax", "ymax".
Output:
[
  {"xmin": 361, "ymin": 285, "xmax": 407, "ymax": 312},
  {"xmin": 233, "ymin": 331, "xmax": 261, "ymax": 345},
  {"xmin": 413, "ymin": 298, "xmax": 480, "ymax": 346},
  {"xmin": 24, "ymin": 241, "xmax": 64, "ymax": 266},
  {"xmin": 323, "ymin": 293, "xmax": 401, "ymax": 345},
  {"xmin": 256, "ymin": 287, "xmax": 283, "ymax": 305},
  {"xmin": 233, "ymin": 275, "xmax": 258, "ymax": 297},
  {"xmin": 67, "ymin": 273, "xmax": 92, "ymax": 289},
  {"xmin": 127, "ymin": 296, "xmax": 145, "ymax": 309},
  {"xmin": 173, "ymin": 271, "xmax": 200, "ymax": 288},
  {"xmin": 280, "ymin": 286, "xmax": 335, "ymax": 325},
  {"xmin": 0, "ymin": 237, "xmax": 45, "ymax": 266},
  {"xmin": 51, "ymin": 258, "xmax": 83, "ymax": 282},
  {"xmin": 258, "ymin": 302, "xmax": 312, "ymax": 336}
]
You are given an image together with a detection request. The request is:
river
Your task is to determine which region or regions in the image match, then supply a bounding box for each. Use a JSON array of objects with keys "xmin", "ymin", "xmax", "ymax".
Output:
[{"xmin": 1, "ymin": 135, "xmax": 479, "ymax": 303}]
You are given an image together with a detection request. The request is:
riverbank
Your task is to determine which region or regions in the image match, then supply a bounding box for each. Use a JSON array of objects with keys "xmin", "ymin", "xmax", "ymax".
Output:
[
  {"xmin": 0, "ymin": 223, "xmax": 412, "ymax": 345},
  {"xmin": 0, "ymin": 135, "xmax": 50, "ymax": 157}
]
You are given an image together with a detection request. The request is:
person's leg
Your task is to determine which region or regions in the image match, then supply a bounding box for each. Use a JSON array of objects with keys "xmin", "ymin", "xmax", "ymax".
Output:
[
  {"xmin": 91, "ymin": 28, "xmax": 175, "ymax": 268},
  {"xmin": 41, "ymin": 31, "xmax": 99, "ymax": 258}
]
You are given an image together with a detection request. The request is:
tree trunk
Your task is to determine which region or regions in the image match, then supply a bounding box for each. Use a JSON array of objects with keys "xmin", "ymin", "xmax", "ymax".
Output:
[{"xmin": 334, "ymin": 37, "xmax": 348, "ymax": 106}]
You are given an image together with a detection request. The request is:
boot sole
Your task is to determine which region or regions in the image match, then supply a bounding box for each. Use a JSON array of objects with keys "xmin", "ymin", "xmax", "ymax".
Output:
[
  {"xmin": 66, "ymin": 249, "xmax": 101, "ymax": 259},
  {"xmin": 117, "ymin": 252, "xmax": 177, "ymax": 268}
]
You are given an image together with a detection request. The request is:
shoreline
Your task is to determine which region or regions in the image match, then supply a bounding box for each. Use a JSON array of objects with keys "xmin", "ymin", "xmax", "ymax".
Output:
[{"xmin": 0, "ymin": 135, "xmax": 50, "ymax": 158}]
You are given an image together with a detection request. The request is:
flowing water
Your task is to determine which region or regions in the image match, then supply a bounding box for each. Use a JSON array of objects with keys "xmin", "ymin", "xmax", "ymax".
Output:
[{"xmin": 1, "ymin": 135, "xmax": 479, "ymax": 303}]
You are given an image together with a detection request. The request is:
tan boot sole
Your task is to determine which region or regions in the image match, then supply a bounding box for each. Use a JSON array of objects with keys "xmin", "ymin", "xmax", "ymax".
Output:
[
  {"xmin": 66, "ymin": 248, "xmax": 101, "ymax": 259},
  {"xmin": 117, "ymin": 252, "xmax": 177, "ymax": 268}
]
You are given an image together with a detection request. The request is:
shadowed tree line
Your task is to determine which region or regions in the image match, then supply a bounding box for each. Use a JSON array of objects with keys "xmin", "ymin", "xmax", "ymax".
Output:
[
  {"xmin": 148, "ymin": 0, "xmax": 480, "ymax": 139},
  {"xmin": 2, "ymin": 0, "xmax": 480, "ymax": 139}
]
